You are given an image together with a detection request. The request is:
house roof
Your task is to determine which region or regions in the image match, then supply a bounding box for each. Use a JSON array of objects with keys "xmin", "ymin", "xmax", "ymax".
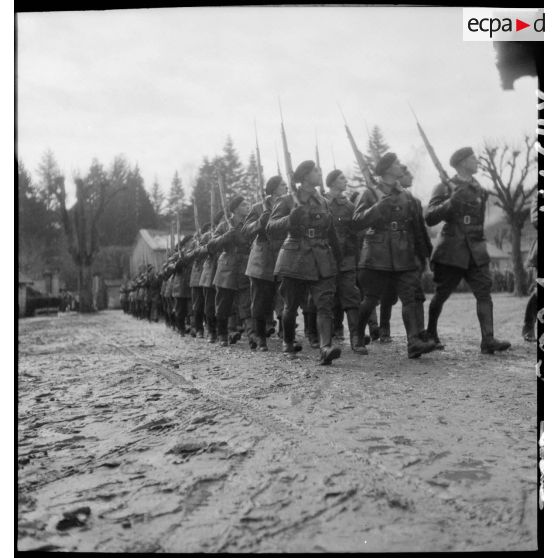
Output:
[{"xmin": 19, "ymin": 272, "xmax": 34, "ymax": 285}]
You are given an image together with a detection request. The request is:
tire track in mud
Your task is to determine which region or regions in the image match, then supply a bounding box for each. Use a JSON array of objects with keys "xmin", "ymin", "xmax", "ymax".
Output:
[{"xmin": 97, "ymin": 324, "xmax": 530, "ymax": 551}]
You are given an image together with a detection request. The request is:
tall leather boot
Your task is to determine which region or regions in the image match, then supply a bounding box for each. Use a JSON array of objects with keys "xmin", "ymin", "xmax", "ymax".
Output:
[
  {"xmin": 317, "ymin": 314, "xmax": 341, "ymax": 365},
  {"xmin": 333, "ymin": 305, "xmax": 345, "ymax": 341},
  {"xmin": 245, "ymin": 318, "xmax": 258, "ymax": 350},
  {"xmin": 522, "ymin": 292, "xmax": 537, "ymax": 342},
  {"xmin": 255, "ymin": 318, "xmax": 268, "ymax": 351},
  {"xmin": 217, "ymin": 317, "xmax": 229, "ymax": 346},
  {"xmin": 402, "ymin": 302, "xmax": 436, "ymax": 359},
  {"xmin": 306, "ymin": 311, "xmax": 320, "ymax": 349},
  {"xmin": 282, "ymin": 311, "xmax": 298, "ymax": 356},
  {"xmin": 347, "ymin": 308, "xmax": 368, "ymax": 355},
  {"xmin": 207, "ymin": 316, "xmax": 217, "ymax": 343},
  {"xmin": 416, "ymin": 300, "xmax": 427, "ymax": 341},
  {"xmin": 379, "ymin": 300, "xmax": 392, "ymax": 343},
  {"xmin": 477, "ymin": 299, "xmax": 511, "ymax": 354},
  {"xmin": 228, "ymin": 315, "xmax": 241, "ymax": 345},
  {"xmin": 426, "ymin": 295, "xmax": 445, "ymax": 350}
]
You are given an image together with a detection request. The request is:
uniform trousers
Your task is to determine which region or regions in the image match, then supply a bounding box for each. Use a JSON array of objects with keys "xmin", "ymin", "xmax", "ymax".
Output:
[
  {"xmin": 191, "ymin": 286, "xmax": 205, "ymax": 330},
  {"xmin": 431, "ymin": 262, "xmax": 492, "ymax": 304}
]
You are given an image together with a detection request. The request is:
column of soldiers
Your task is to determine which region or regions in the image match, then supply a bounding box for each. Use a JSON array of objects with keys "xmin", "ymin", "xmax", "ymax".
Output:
[{"xmin": 121, "ymin": 146, "xmax": 511, "ymax": 365}]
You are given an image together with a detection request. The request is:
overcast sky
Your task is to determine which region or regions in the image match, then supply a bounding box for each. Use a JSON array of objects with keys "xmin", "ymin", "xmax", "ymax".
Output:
[{"xmin": 16, "ymin": 6, "xmax": 538, "ymax": 203}]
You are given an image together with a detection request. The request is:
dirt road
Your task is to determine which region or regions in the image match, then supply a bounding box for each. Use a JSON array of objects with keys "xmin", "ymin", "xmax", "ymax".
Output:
[{"xmin": 18, "ymin": 293, "xmax": 538, "ymax": 552}]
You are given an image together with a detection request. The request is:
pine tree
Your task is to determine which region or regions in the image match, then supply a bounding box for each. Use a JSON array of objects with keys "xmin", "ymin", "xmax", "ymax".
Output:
[
  {"xmin": 243, "ymin": 151, "xmax": 262, "ymax": 204},
  {"xmin": 217, "ymin": 136, "xmax": 247, "ymax": 200},
  {"xmin": 149, "ymin": 179, "xmax": 165, "ymax": 216},
  {"xmin": 191, "ymin": 157, "xmax": 218, "ymax": 227},
  {"xmin": 351, "ymin": 125, "xmax": 390, "ymax": 188},
  {"xmin": 167, "ymin": 171, "xmax": 187, "ymax": 216}
]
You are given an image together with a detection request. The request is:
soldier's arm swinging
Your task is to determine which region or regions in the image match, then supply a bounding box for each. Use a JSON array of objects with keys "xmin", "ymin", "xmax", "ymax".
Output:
[{"xmin": 424, "ymin": 182, "xmax": 455, "ymax": 227}]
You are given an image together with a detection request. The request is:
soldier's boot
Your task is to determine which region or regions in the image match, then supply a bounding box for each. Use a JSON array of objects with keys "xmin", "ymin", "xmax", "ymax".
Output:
[
  {"xmin": 317, "ymin": 314, "xmax": 342, "ymax": 366},
  {"xmin": 379, "ymin": 301, "xmax": 393, "ymax": 343},
  {"xmin": 228, "ymin": 315, "xmax": 241, "ymax": 345},
  {"xmin": 347, "ymin": 308, "xmax": 368, "ymax": 355},
  {"xmin": 365, "ymin": 307, "xmax": 379, "ymax": 345},
  {"xmin": 403, "ymin": 303, "xmax": 437, "ymax": 359},
  {"xmin": 207, "ymin": 317, "xmax": 217, "ymax": 344},
  {"xmin": 306, "ymin": 312, "xmax": 320, "ymax": 349},
  {"xmin": 426, "ymin": 296, "xmax": 446, "ymax": 350},
  {"xmin": 522, "ymin": 292, "xmax": 537, "ymax": 342},
  {"xmin": 266, "ymin": 312, "xmax": 276, "ymax": 337},
  {"xmin": 255, "ymin": 318, "xmax": 268, "ymax": 352},
  {"xmin": 282, "ymin": 312, "xmax": 299, "ymax": 358},
  {"xmin": 333, "ymin": 305, "xmax": 345, "ymax": 341},
  {"xmin": 217, "ymin": 318, "xmax": 229, "ymax": 347},
  {"xmin": 357, "ymin": 301, "xmax": 372, "ymax": 348},
  {"xmin": 478, "ymin": 299, "xmax": 511, "ymax": 354},
  {"xmin": 245, "ymin": 318, "xmax": 258, "ymax": 350}
]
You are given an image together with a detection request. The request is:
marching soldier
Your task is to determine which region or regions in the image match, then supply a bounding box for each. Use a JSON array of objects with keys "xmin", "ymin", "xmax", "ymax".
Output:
[
  {"xmin": 353, "ymin": 152, "xmax": 436, "ymax": 358},
  {"xmin": 243, "ymin": 176, "xmax": 288, "ymax": 351},
  {"xmin": 324, "ymin": 169, "xmax": 368, "ymax": 355},
  {"xmin": 171, "ymin": 236, "xmax": 193, "ymax": 336},
  {"xmin": 199, "ymin": 210, "xmax": 224, "ymax": 343},
  {"xmin": 190, "ymin": 222, "xmax": 212, "ymax": 338},
  {"xmin": 374, "ymin": 165, "xmax": 433, "ymax": 343},
  {"xmin": 267, "ymin": 160, "xmax": 342, "ymax": 365},
  {"xmin": 425, "ymin": 146, "xmax": 511, "ymax": 354},
  {"xmin": 207, "ymin": 196, "xmax": 253, "ymax": 347}
]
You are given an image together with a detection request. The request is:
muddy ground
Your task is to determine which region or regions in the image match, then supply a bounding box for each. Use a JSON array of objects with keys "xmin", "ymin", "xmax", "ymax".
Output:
[{"xmin": 18, "ymin": 293, "xmax": 538, "ymax": 552}]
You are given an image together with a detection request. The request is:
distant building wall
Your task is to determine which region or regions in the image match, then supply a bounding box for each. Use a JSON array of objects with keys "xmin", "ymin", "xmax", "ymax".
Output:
[{"xmin": 129, "ymin": 235, "xmax": 166, "ymax": 276}]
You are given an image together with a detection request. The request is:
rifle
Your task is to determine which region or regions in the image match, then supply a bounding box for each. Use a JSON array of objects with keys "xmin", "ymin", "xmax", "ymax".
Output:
[
  {"xmin": 193, "ymin": 192, "xmax": 200, "ymax": 235},
  {"xmin": 274, "ymin": 142, "xmax": 282, "ymax": 176},
  {"xmin": 278, "ymin": 98, "xmax": 300, "ymax": 206},
  {"xmin": 209, "ymin": 179, "xmax": 216, "ymax": 233},
  {"xmin": 408, "ymin": 104, "xmax": 462, "ymax": 198},
  {"xmin": 254, "ymin": 121, "xmax": 266, "ymax": 203},
  {"xmin": 217, "ymin": 171, "xmax": 232, "ymax": 228},
  {"xmin": 176, "ymin": 212, "xmax": 182, "ymax": 257},
  {"xmin": 315, "ymin": 131, "xmax": 326, "ymax": 195},
  {"xmin": 337, "ymin": 103, "xmax": 381, "ymax": 201}
]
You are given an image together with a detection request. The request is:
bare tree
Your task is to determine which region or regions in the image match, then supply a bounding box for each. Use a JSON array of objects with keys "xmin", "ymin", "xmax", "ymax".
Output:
[
  {"xmin": 47, "ymin": 160, "xmax": 123, "ymax": 312},
  {"xmin": 478, "ymin": 136, "xmax": 537, "ymax": 295}
]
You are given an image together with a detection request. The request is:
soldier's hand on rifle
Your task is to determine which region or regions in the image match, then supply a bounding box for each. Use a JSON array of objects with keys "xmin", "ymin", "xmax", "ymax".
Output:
[
  {"xmin": 258, "ymin": 210, "xmax": 271, "ymax": 228},
  {"xmin": 289, "ymin": 206, "xmax": 305, "ymax": 227}
]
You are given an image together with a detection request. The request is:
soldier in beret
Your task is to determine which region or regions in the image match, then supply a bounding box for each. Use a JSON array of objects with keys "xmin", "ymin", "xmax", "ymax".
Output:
[
  {"xmin": 171, "ymin": 235, "xmax": 194, "ymax": 336},
  {"xmin": 425, "ymin": 147, "xmax": 511, "ymax": 354},
  {"xmin": 198, "ymin": 210, "xmax": 225, "ymax": 343},
  {"xmin": 208, "ymin": 195, "xmax": 253, "ymax": 347},
  {"xmin": 353, "ymin": 153, "xmax": 436, "ymax": 358},
  {"xmin": 243, "ymin": 176, "xmax": 289, "ymax": 351},
  {"xmin": 375, "ymin": 165, "xmax": 433, "ymax": 343},
  {"xmin": 267, "ymin": 160, "xmax": 342, "ymax": 365},
  {"xmin": 189, "ymin": 222, "xmax": 212, "ymax": 338},
  {"xmin": 325, "ymin": 169, "xmax": 368, "ymax": 355}
]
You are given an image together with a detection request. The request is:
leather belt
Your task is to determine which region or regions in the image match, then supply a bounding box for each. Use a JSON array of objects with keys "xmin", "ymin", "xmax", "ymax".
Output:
[{"xmin": 303, "ymin": 227, "xmax": 327, "ymax": 239}]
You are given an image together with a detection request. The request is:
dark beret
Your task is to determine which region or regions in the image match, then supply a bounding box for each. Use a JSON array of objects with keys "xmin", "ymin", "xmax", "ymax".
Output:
[
  {"xmin": 265, "ymin": 175, "xmax": 283, "ymax": 196},
  {"xmin": 326, "ymin": 169, "xmax": 343, "ymax": 188},
  {"xmin": 449, "ymin": 147, "xmax": 474, "ymax": 168},
  {"xmin": 374, "ymin": 152, "xmax": 398, "ymax": 176},
  {"xmin": 293, "ymin": 160, "xmax": 316, "ymax": 183},
  {"xmin": 201, "ymin": 222, "xmax": 211, "ymax": 233},
  {"xmin": 228, "ymin": 195, "xmax": 245, "ymax": 213}
]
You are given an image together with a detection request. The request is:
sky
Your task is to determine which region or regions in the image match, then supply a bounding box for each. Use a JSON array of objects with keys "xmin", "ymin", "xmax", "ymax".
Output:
[{"xmin": 16, "ymin": 6, "xmax": 538, "ymax": 203}]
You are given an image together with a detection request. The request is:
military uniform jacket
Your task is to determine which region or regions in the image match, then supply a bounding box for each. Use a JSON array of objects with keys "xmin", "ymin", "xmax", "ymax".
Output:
[
  {"xmin": 209, "ymin": 220, "xmax": 251, "ymax": 291},
  {"xmin": 189, "ymin": 235, "xmax": 207, "ymax": 288},
  {"xmin": 243, "ymin": 198, "xmax": 287, "ymax": 282},
  {"xmin": 425, "ymin": 175, "xmax": 489, "ymax": 270},
  {"xmin": 172, "ymin": 242, "xmax": 194, "ymax": 298},
  {"xmin": 353, "ymin": 183, "xmax": 420, "ymax": 272},
  {"xmin": 325, "ymin": 193, "xmax": 359, "ymax": 273},
  {"xmin": 267, "ymin": 189, "xmax": 340, "ymax": 281}
]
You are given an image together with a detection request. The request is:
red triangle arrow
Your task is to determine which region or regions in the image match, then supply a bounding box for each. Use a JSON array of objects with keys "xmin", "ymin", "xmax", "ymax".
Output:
[{"xmin": 516, "ymin": 18, "xmax": 530, "ymax": 31}]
